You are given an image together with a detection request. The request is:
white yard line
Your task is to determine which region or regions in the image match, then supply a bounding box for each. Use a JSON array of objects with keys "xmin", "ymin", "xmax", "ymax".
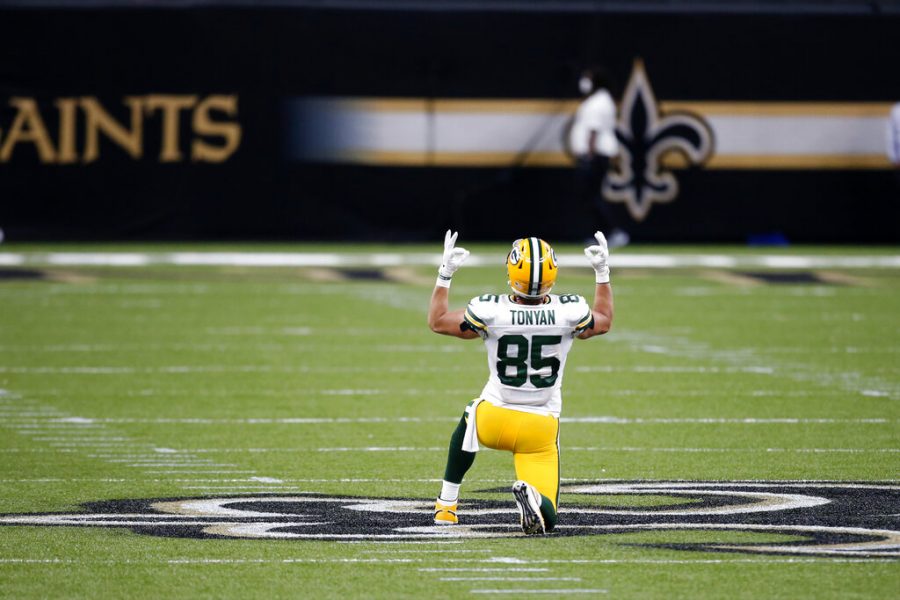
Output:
[
  {"xmin": 2, "ymin": 251, "xmax": 898, "ymax": 269},
  {"xmin": 144, "ymin": 470, "xmax": 258, "ymax": 474},
  {"xmin": 124, "ymin": 464, "xmax": 238, "ymax": 468},
  {"xmin": 338, "ymin": 540, "xmax": 464, "ymax": 545},
  {"xmin": 443, "ymin": 577, "xmax": 581, "ymax": 581},
  {"xmin": 8, "ymin": 445, "xmax": 895, "ymax": 454},
  {"xmin": 176, "ymin": 485, "xmax": 299, "ymax": 488},
  {"xmin": 0, "ymin": 365, "xmax": 450, "ymax": 375},
  {"xmin": 8, "ymin": 416, "xmax": 889, "ymax": 426},
  {"xmin": 0, "ymin": 557, "xmax": 891, "ymax": 565},
  {"xmin": 568, "ymin": 447, "xmax": 900, "ymax": 454},
  {"xmin": 2, "ymin": 478, "xmax": 895, "ymax": 486},
  {"xmin": 53, "ymin": 417, "xmax": 453, "ymax": 424},
  {"xmin": 365, "ymin": 549, "xmax": 493, "ymax": 554},
  {"xmin": 161, "ymin": 446, "xmax": 896, "ymax": 454},
  {"xmin": 421, "ymin": 568, "xmax": 551, "ymax": 572},
  {"xmin": 562, "ymin": 417, "xmax": 891, "ymax": 424},
  {"xmin": 470, "ymin": 590, "xmax": 606, "ymax": 595}
]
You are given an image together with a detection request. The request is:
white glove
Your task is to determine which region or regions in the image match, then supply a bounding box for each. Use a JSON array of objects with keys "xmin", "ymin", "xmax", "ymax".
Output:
[
  {"xmin": 583, "ymin": 231, "xmax": 610, "ymax": 284},
  {"xmin": 437, "ymin": 229, "xmax": 470, "ymax": 287}
]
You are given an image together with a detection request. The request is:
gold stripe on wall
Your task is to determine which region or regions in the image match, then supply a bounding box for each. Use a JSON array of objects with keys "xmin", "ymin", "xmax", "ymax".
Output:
[
  {"xmin": 336, "ymin": 97, "xmax": 894, "ymax": 118},
  {"xmin": 660, "ymin": 101, "xmax": 894, "ymax": 117},
  {"xmin": 342, "ymin": 150, "xmax": 891, "ymax": 169},
  {"xmin": 662, "ymin": 153, "xmax": 891, "ymax": 169}
]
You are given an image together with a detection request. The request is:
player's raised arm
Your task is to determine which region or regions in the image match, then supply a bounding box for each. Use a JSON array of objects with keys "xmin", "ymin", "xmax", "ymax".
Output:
[
  {"xmin": 579, "ymin": 231, "xmax": 614, "ymax": 339},
  {"xmin": 428, "ymin": 230, "xmax": 479, "ymax": 339}
]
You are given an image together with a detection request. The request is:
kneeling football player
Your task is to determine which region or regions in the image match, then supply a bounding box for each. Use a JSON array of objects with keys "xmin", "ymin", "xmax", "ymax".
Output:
[{"xmin": 427, "ymin": 231, "xmax": 614, "ymax": 534}]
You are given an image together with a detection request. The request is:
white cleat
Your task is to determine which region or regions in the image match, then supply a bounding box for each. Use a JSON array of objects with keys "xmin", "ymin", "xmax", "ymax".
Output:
[{"xmin": 512, "ymin": 480, "xmax": 546, "ymax": 535}]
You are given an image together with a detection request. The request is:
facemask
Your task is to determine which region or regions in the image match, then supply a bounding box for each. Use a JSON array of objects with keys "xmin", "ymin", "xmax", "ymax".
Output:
[{"xmin": 579, "ymin": 76, "xmax": 593, "ymax": 95}]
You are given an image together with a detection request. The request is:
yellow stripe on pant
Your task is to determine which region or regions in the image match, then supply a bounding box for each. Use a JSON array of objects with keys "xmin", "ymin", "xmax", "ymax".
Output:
[{"xmin": 475, "ymin": 401, "xmax": 560, "ymax": 509}]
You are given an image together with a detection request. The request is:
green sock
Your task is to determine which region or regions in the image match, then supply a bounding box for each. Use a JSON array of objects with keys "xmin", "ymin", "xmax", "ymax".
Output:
[
  {"xmin": 442, "ymin": 414, "xmax": 476, "ymax": 483},
  {"xmin": 540, "ymin": 495, "xmax": 558, "ymax": 532}
]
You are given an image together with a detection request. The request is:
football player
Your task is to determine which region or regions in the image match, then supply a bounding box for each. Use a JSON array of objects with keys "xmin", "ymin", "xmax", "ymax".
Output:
[{"xmin": 427, "ymin": 230, "xmax": 613, "ymax": 534}]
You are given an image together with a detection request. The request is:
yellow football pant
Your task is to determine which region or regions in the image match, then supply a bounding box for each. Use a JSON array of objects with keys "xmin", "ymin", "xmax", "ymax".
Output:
[{"xmin": 475, "ymin": 401, "xmax": 560, "ymax": 509}]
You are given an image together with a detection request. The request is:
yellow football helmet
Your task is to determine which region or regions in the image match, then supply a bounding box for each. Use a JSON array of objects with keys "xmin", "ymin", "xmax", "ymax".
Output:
[{"xmin": 507, "ymin": 237, "xmax": 558, "ymax": 299}]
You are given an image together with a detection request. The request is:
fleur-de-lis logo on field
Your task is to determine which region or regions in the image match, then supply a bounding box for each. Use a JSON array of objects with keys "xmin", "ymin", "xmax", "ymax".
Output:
[{"xmin": 603, "ymin": 59, "xmax": 714, "ymax": 221}]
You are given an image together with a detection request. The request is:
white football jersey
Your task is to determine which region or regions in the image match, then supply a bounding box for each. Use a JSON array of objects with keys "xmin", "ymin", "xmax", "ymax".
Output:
[{"xmin": 464, "ymin": 293, "xmax": 594, "ymax": 417}]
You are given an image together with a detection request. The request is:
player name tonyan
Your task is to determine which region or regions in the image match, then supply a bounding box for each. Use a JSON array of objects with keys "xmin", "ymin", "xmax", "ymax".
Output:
[{"xmin": 508, "ymin": 309, "xmax": 556, "ymax": 326}]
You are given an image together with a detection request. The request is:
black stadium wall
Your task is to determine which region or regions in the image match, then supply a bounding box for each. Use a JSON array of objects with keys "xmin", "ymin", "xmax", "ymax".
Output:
[{"xmin": 0, "ymin": 3, "xmax": 898, "ymax": 243}]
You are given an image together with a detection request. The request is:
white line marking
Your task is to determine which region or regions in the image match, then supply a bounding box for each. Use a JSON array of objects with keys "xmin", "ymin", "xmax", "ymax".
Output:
[
  {"xmin": 421, "ymin": 568, "xmax": 551, "ymax": 572},
  {"xmin": 56, "ymin": 416, "xmax": 95, "ymax": 424},
  {"xmin": 6, "ymin": 424, "xmax": 102, "ymax": 429},
  {"xmin": 154, "ymin": 446, "xmax": 896, "ymax": 454},
  {"xmin": 45, "ymin": 443, "xmax": 132, "ymax": 448},
  {"xmin": 250, "ymin": 476, "xmax": 283, "ymax": 483},
  {"xmin": 470, "ymin": 590, "xmax": 606, "ymax": 595},
  {"xmin": 0, "ymin": 478, "xmax": 896, "ymax": 487},
  {"xmin": 166, "ymin": 558, "xmax": 421, "ymax": 564},
  {"xmin": 126, "ymin": 464, "xmax": 237, "ymax": 468},
  {"xmin": 60, "ymin": 416, "xmax": 452, "ymax": 424},
  {"xmin": 0, "ymin": 557, "xmax": 892, "ymax": 565},
  {"xmin": 3, "ymin": 251, "xmax": 898, "ymax": 269},
  {"xmin": 0, "ymin": 559, "xmax": 78, "ymax": 564},
  {"xmin": 364, "ymin": 549, "xmax": 493, "ymax": 554},
  {"xmin": 179, "ymin": 486, "xmax": 303, "ymax": 490},
  {"xmin": 12, "ymin": 416, "xmax": 887, "ymax": 425},
  {"xmin": 567, "ymin": 447, "xmax": 900, "ymax": 454},
  {"xmin": 562, "ymin": 417, "xmax": 891, "ymax": 424},
  {"xmin": 144, "ymin": 471, "xmax": 257, "ymax": 474},
  {"xmin": 313, "ymin": 447, "xmax": 446, "ymax": 452},
  {"xmin": 575, "ymin": 365, "xmax": 775, "ymax": 374},
  {"xmin": 443, "ymin": 577, "xmax": 581, "ymax": 582},
  {"xmin": 102, "ymin": 458, "xmax": 217, "ymax": 463},
  {"xmin": 337, "ymin": 540, "xmax": 464, "ymax": 545},
  {"xmin": 173, "ymin": 491, "xmax": 305, "ymax": 496},
  {"xmin": 31, "ymin": 438, "xmax": 132, "ymax": 442}
]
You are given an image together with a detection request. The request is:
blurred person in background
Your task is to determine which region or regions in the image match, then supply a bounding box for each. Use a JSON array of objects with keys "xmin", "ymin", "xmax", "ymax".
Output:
[
  {"xmin": 570, "ymin": 67, "xmax": 629, "ymax": 248},
  {"xmin": 887, "ymin": 102, "xmax": 900, "ymax": 190}
]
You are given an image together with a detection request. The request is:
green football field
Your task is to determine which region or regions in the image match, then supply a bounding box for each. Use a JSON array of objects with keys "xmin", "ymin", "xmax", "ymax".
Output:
[{"xmin": 0, "ymin": 243, "xmax": 897, "ymax": 598}]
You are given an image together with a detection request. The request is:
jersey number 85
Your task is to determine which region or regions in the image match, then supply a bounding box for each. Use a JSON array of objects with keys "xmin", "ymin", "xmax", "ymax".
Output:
[{"xmin": 496, "ymin": 334, "xmax": 562, "ymax": 388}]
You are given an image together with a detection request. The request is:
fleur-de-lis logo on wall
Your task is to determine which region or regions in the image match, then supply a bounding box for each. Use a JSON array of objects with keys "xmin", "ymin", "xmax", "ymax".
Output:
[{"xmin": 603, "ymin": 59, "xmax": 714, "ymax": 221}]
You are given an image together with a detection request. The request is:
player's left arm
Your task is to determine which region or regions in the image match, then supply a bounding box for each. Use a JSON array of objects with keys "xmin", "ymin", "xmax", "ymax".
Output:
[
  {"xmin": 578, "ymin": 231, "xmax": 615, "ymax": 339},
  {"xmin": 577, "ymin": 282, "xmax": 613, "ymax": 339},
  {"xmin": 428, "ymin": 230, "xmax": 479, "ymax": 339}
]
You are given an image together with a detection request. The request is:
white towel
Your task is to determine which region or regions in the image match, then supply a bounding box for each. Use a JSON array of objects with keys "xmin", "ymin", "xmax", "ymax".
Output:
[{"xmin": 461, "ymin": 398, "xmax": 484, "ymax": 453}]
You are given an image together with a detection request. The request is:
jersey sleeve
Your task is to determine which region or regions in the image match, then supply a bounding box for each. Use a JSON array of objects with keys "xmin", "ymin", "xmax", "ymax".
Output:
[
  {"xmin": 464, "ymin": 295, "xmax": 498, "ymax": 335},
  {"xmin": 569, "ymin": 295, "xmax": 594, "ymax": 334}
]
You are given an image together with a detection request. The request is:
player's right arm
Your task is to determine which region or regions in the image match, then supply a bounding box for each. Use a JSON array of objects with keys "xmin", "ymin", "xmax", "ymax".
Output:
[
  {"xmin": 428, "ymin": 286, "xmax": 479, "ymax": 339},
  {"xmin": 428, "ymin": 230, "xmax": 479, "ymax": 339}
]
